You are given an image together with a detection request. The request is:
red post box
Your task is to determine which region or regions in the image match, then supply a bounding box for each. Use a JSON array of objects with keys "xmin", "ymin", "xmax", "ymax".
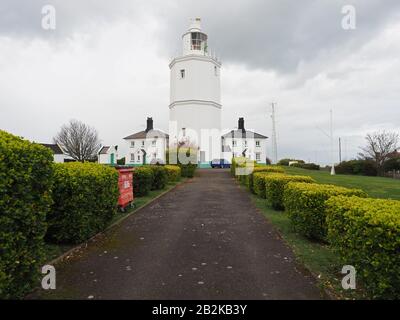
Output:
[{"xmin": 117, "ymin": 168, "xmax": 134, "ymax": 210}]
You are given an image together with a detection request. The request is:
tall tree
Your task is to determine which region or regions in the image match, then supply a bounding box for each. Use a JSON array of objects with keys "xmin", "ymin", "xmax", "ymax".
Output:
[
  {"xmin": 54, "ymin": 120, "xmax": 101, "ymax": 162},
  {"xmin": 359, "ymin": 130, "xmax": 399, "ymax": 175}
]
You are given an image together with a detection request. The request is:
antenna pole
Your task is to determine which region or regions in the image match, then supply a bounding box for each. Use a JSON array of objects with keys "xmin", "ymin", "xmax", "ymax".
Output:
[
  {"xmin": 330, "ymin": 109, "xmax": 336, "ymax": 175},
  {"xmin": 271, "ymin": 103, "xmax": 278, "ymax": 164}
]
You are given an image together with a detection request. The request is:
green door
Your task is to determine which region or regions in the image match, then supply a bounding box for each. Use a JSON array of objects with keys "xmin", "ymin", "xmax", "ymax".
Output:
[{"xmin": 110, "ymin": 153, "xmax": 115, "ymax": 165}]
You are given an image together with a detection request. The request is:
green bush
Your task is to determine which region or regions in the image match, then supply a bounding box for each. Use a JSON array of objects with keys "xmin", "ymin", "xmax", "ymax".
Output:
[
  {"xmin": 46, "ymin": 162, "xmax": 119, "ymax": 244},
  {"xmin": 253, "ymin": 173, "xmax": 269, "ymax": 198},
  {"xmin": 264, "ymin": 174, "xmax": 315, "ymax": 210},
  {"xmin": 292, "ymin": 162, "xmax": 320, "ymax": 170},
  {"xmin": 0, "ymin": 130, "xmax": 54, "ymax": 298},
  {"xmin": 336, "ymin": 159, "xmax": 377, "ymax": 176},
  {"xmin": 278, "ymin": 158, "xmax": 305, "ymax": 166},
  {"xmin": 146, "ymin": 165, "xmax": 168, "ymax": 190},
  {"xmin": 326, "ymin": 196, "xmax": 400, "ymax": 299},
  {"xmin": 179, "ymin": 164, "xmax": 197, "ymax": 178},
  {"xmin": 133, "ymin": 166, "xmax": 153, "ymax": 196},
  {"xmin": 247, "ymin": 166, "xmax": 285, "ymax": 193},
  {"xmin": 165, "ymin": 165, "xmax": 181, "ymax": 182},
  {"xmin": 284, "ymin": 182, "xmax": 367, "ymax": 241}
]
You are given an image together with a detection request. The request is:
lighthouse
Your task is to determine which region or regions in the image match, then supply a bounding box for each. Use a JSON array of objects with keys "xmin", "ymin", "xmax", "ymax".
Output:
[{"xmin": 169, "ymin": 18, "xmax": 222, "ymax": 166}]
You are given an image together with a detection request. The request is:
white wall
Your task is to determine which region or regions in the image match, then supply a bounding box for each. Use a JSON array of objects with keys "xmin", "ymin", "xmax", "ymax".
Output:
[
  {"xmin": 125, "ymin": 137, "xmax": 167, "ymax": 165},
  {"xmin": 223, "ymin": 137, "xmax": 268, "ymax": 163}
]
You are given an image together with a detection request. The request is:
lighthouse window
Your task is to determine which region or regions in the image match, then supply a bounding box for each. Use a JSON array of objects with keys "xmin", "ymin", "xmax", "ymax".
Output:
[
  {"xmin": 191, "ymin": 32, "xmax": 207, "ymax": 51},
  {"xmin": 180, "ymin": 69, "xmax": 185, "ymax": 79}
]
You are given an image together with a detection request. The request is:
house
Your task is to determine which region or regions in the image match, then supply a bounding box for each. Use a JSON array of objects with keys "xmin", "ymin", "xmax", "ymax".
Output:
[
  {"xmin": 98, "ymin": 145, "xmax": 118, "ymax": 165},
  {"xmin": 222, "ymin": 117, "xmax": 268, "ymax": 164},
  {"xmin": 123, "ymin": 117, "xmax": 169, "ymax": 165},
  {"xmin": 40, "ymin": 143, "xmax": 74, "ymax": 163}
]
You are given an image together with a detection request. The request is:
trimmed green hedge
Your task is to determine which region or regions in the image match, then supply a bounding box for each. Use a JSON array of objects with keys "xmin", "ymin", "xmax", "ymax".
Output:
[
  {"xmin": 46, "ymin": 162, "xmax": 119, "ymax": 244},
  {"xmin": 133, "ymin": 166, "xmax": 153, "ymax": 196},
  {"xmin": 253, "ymin": 173, "xmax": 269, "ymax": 198},
  {"xmin": 165, "ymin": 165, "xmax": 181, "ymax": 182},
  {"xmin": 264, "ymin": 174, "xmax": 315, "ymax": 210},
  {"xmin": 179, "ymin": 164, "xmax": 197, "ymax": 178},
  {"xmin": 247, "ymin": 166, "xmax": 285, "ymax": 193},
  {"xmin": 0, "ymin": 130, "xmax": 54, "ymax": 298},
  {"xmin": 284, "ymin": 182, "xmax": 367, "ymax": 241},
  {"xmin": 146, "ymin": 165, "xmax": 168, "ymax": 190},
  {"xmin": 326, "ymin": 196, "xmax": 400, "ymax": 299}
]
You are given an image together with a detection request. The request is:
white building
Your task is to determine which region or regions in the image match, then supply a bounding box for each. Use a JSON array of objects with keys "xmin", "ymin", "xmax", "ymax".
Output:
[
  {"xmin": 169, "ymin": 18, "xmax": 222, "ymax": 167},
  {"xmin": 40, "ymin": 143, "xmax": 74, "ymax": 163},
  {"xmin": 98, "ymin": 145, "xmax": 118, "ymax": 165},
  {"xmin": 124, "ymin": 117, "xmax": 169, "ymax": 165},
  {"xmin": 222, "ymin": 118, "xmax": 268, "ymax": 164}
]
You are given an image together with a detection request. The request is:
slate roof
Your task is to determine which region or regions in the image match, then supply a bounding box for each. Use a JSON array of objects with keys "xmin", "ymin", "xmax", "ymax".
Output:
[
  {"xmin": 98, "ymin": 146, "xmax": 110, "ymax": 154},
  {"xmin": 123, "ymin": 129, "xmax": 169, "ymax": 140},
  {"xmin": 40, "ymin": 143, "xmax": 64, "ymax": 154},
  {"xmin": 222, "ymin": 130, "xmax": 268, "ymax": 139}
]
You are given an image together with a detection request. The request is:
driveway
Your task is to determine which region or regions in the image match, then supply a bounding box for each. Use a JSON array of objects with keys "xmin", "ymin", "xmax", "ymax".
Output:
[{"xmin": 30, "ymin": 169, "xmax": 324, "ymax": 299}]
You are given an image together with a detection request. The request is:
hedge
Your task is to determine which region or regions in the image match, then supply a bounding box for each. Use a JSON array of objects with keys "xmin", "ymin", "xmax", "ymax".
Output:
[
  {"xmin": 247, "ymin": 166, "xmax": 285, "ymax": 193},
  {"xmin": 326, "ymin": 196, "xmax": 400, "ymax": 299},
  {"xmin": 0, "ymin": 130, "xmax": 54, "ymax": 298},
  {"xmin": 165, "ymin": 165, "xmax": 181, "ymax": 182},
  {"xmin": 146, "ymin": 165, "xmax": 168, "ymax": 190},
  {"xmin": 179, "ymin": 164, "xmax": 197, "ymax": 178},
  {"xmin": 284, "ymin": 182, "xmax": 367, "ymax": 241},
  {"xmin": 133, "ymin": 166, "xmax": 153, "ymax": 196},
  {"xmin": 291, "ymin": 162, "xmax": 320, "ymax": 170},
  {"xmin": 264, "ymin": 174, "xmax": 315, "ymax": 210},
  {"xmin": 46, "ymin": 162, "xmax": 119, "ymax": 244}
]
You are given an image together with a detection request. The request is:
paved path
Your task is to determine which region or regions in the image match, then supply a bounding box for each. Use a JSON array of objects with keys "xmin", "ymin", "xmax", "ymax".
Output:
[{"xmin": 32, "ymin": 169, "xmax": 324, "ymax": 300}]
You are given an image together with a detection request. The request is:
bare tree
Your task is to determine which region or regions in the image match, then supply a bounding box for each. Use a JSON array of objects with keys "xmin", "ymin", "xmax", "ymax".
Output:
[
  {"xmin": 359, "ymin": 130, "xmax": 399, "ymax": 175},
  {"xmin": 54, "ymin": 120, "xmax": 101, "ymax": 162}
]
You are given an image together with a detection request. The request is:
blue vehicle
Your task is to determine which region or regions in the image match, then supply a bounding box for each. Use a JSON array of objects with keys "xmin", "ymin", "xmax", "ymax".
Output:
[{"xmin": 210, "ymin": 159, "xmax": 231, "ymax": 168}]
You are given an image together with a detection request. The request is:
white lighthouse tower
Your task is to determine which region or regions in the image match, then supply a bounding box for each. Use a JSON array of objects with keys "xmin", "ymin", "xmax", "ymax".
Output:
[{"xmin": 169, "ymin": 18, "xmax": 222, "ymax": 166}]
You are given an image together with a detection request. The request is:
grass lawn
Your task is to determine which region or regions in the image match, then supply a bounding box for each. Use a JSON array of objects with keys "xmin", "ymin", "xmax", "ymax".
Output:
[
  {"xmin": 284, "ymin": 167, "xmax": 400, "ymax": 200},
  {"xmin": 43, "ymin": 178, "xmax": 187, "ymax": 263},
  {"xmin": 251, "ymin": 167, "xmax": 399, "ymax": 299}
]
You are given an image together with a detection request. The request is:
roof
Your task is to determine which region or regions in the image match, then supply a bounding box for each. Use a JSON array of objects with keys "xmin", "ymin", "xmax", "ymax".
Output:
[
  {"xmin": 98, "ymin": 146, "xmax": 110, "ymax": 154},
  {"xmin": 123, "ymin": 129, "xmax": 169, "ymax": 140},
  {"xmin": 40, "ymin": 143, "xmax": 64, "ymax": 154},
  {"xmin": 222, "ymin": 130, "xmax": 268, "ymax": 139}
]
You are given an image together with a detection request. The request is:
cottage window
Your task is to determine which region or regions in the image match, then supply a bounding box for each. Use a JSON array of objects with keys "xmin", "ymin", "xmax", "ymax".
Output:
[
  {"xmin": 180, "ymin": 69, "xmax": 185, "ymax": 79},
  {"xmin": 130, "ymin": 141, "xmax": 135, "ymax": 148},
  {"xmin": 152, "ymin": 140, "xmax": 156, "ymax": 146},
  {"xmin": 142, "ymin": 141, "xmax": 145, "ymax": 146},
  {"xmin": 232, "ymin": 140, "xmax": 237, "ymax": 147},
  {"xmin": 130, "ymin": 153, "xmax": 135, "ymax": 162},
  {"xmin": 256, "ymin": 140, "xmax": 260, "ymax": 147},
  {"xmin": 256, "ymin": 153, "xmax": 261, "ymax": 161}
]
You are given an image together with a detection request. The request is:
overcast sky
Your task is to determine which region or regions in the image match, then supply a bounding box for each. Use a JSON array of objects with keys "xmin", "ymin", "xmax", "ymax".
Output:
[{"xmin": 1, "ymin": 0, "xmax": 399, "ymax": 164}]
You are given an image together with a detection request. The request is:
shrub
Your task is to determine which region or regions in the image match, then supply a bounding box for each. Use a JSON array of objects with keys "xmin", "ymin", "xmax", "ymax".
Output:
[
  {"xmin": 284, "ymin": 182, "xmax": 367, "ymax": 241},
  {"xmin": 247, "ymin": 166, "xmax": 285, "ymax": 193},
  {"xmin": 146, "ymin": 165, "xmax": 168, "ymax": 190},
  {"xmin": 179, "ymin": 164, "xmax": 197, "ymax": 178},
  {"xmin": 165, "ymin": 165, "xmax": 181, "ymax": 182},
  {"xmin": 277, "ymin": 158, "xmax": 305, "ymax": 166},
  {"xmin": 336, "ymin": 159, "xmax": 377, "ymax": 176},
  {"xmin": 326, "ymin": 196, "xmax": 400, "ymax": 299},
  {"xmin": 0, "ymin": 130, "xmax": 54, "ymax": 298},
  {"xmin": 47, "ymin": 162, "xmax": 119, "ymax": 244},
  {"xmin": 264, "ymin": 174, "xmax": 315, "ymax": 210},
  {"xmin": 253, "ymin": 173, "xmax": 270, "ymax": 198},
  {"xmin": 133, "ymin": 166, "xmax": 153, "ymax": 196},
  {"xmin": 292, "ymin": 162, "xmax": 320, "ymax": 170}
]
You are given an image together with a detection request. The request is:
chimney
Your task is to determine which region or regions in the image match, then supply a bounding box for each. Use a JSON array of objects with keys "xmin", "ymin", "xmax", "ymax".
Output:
[
  {"xmin": 146, "ymin": 117, "xmax": 153, "ymax": 132},
  {"xmin": 238, "ymin": 117, "xmax": 245, "ymax": 131}
]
